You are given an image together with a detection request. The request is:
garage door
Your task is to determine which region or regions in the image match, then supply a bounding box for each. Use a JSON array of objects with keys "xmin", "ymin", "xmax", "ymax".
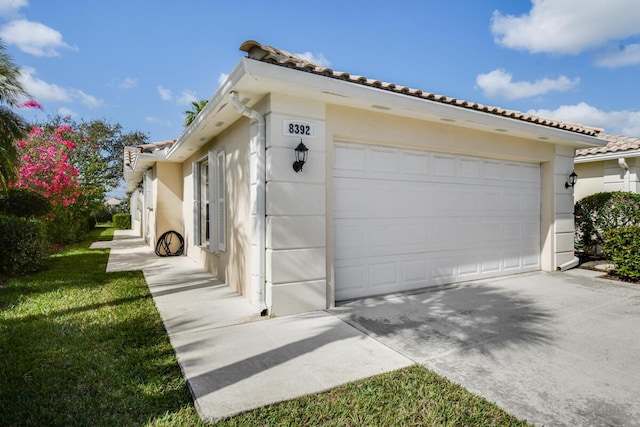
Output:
[{"xmin": 334, "ymin": 143, "xmax": 541, "ymax": 301}]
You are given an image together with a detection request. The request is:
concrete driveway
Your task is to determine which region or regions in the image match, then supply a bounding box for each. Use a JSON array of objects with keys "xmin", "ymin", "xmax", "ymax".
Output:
[{"xmin": 330, "ymin": 269, "xmax": 640, "ymax": 426}]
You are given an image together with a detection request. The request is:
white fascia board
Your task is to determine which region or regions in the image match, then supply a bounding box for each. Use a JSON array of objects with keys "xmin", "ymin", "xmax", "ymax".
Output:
[
  {"xmin": 166, "ymin": 60, "xmax": 250, "ymax": 161},
  {"xmin": 131, "ymin": 152, "xmax": 167, "ymax": 172},
  {"xmin": 575, "ymin": 150, "xmax": 640, "ymax": 163},
  {"xmin": 123, "ymin": 151, "xmax": 168, "ymax": 191},
  {"xmin": 241, "ymin": 59, "xmax": 606, "ymax": 148}
]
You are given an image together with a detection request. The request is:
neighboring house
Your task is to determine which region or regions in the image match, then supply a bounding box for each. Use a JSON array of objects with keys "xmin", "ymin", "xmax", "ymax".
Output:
[
  {"xmin": 574, "ymin": 133, "xmax": 640, "ymax": 200},
  {"xmin": 124, "ymin": 140, "xmax": 177, "ymax": 238},
  {"xmin": 124, "ymin": 40, "xmax": 605, "ymax": 316},
  {"xmin": 104, "ymin": 197, "xmax": 123, "ymax": 211}
]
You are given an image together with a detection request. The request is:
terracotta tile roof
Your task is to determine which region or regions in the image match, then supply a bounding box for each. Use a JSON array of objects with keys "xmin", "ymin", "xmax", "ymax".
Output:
[
  {"xmin": 124, "ymin": 140, "xmax": 176, "ymax": 168},
  {"xmin": 124, "ymin": 146, "xmax": 137, "ymax": 168},
  {"xmin": 576, "ymin": 133, "xmax": 640, "ymax": 157},
  {"xmin": 239, "ymin": 40, "xmax": 602, "ymax": 137},
  {"xmin": 138, "ymin": 140, "xmax": 176, "ymax": 153}
]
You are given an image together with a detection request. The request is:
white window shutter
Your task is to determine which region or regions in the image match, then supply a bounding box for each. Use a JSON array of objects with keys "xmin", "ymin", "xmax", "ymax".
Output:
[
  {"xmin": 208, "ymin": 150, "xmax": 217, "ymax": 253},
  {"xmin": 192, "ymin": 162, "xmax": 201, "ymax": 246},
  {"xmin": 143, "ymin": 171, "xmax": 152, "ymax": 208},
  {"xmin": 217, "ymin": 151, "xmax": 226, "ymax": 252}
]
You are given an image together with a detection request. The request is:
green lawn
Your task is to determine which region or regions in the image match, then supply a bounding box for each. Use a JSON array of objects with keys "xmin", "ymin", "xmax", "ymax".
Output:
[{"xmin": 0, "ymin": 226, "xmax": 530, "ymax": 426}]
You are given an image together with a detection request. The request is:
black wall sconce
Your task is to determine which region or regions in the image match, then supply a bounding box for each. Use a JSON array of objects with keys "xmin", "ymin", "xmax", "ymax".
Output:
[
  {"xmin": 565, "ymin": 170, "xmax": 578, "ymax": 189},
  {"xmin": 292, "ymin": 140, "xmax": 308, "ymax": 172}
]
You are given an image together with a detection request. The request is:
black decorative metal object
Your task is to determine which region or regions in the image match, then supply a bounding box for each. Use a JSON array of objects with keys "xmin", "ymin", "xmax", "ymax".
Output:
[{"xmin": 293, "ymin": 140, "xmax": 308, "ymax": 172}]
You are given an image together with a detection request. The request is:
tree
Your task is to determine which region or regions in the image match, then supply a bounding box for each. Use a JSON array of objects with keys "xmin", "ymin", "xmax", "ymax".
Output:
[
  {"xmin": 11, "ymin": 124, "xmax": 85, "ymax": 243},
  {"xmin": 13, "ymin": 125, "xmax": 82, "ymax": 206},
  {"xmin": 12, "ymin": 116, "xmax": 148, "ymax": 243},
  {"xmin": 0, "ymin": 40, "xmax": 29, "ymax": 193},
  {"xmin": 0, "ymin": 107, "xmax": 28, "ymax": 191},
  {"xmin": 37, "ymin": 115, "xmax": 148, "ymax": 210},
  {"xmin": 183, "ymin": 99, "xmax": 208, "ymax": 127}
]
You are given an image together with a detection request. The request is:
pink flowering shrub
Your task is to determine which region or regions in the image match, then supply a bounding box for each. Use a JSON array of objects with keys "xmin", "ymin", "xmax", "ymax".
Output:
[
  {"xmin": 10, "ymin": 125, "xmax": 90, "ymax": 243},
  {"xmin": 12, "ymin": 126, "xmax": 82, "ymax": 208},
  {"xmin": 17, "ymin": 100, "xmax": 43, "ymax": 109}
]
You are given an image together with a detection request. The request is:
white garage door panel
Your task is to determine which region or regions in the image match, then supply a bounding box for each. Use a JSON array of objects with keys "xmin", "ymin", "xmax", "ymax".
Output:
[{"xmin": 334, "ymin": 143, "xmax": 541, "ymax": 301}]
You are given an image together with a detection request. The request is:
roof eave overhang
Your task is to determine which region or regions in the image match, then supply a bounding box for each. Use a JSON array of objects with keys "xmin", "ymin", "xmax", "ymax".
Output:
[
  {"xmin": 168, "ymin": 58, "xmax": 607, "ymax": 161},
  {"xmin": 133, "ymin": 152, "xmax": 168, "ymax": 171},
  {"xmin": 166, "ymin": 59, "xmax": 255, "ymax": 161},
  {"xmin": 575, "ymin": 150, "xmax": 640, "ymax": 163},
  {"xmin": 238, "ymin": 60, "xmax": 606, "ymax": 148},
  {"xmin": 123, "ymin": 151, "xmax": 170, "ymax": 192}
]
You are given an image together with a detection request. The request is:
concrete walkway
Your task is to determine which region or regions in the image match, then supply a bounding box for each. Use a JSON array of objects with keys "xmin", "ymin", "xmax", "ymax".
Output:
[{"xmin": 93, "ymin": 230, "xmax": 412, "ymax": 422}]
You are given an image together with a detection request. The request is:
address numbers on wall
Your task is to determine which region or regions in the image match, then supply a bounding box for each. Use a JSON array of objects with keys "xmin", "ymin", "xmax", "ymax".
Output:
[{"xmin": 283, "ymin": 120, "xmax": 316, "ymax": 137}]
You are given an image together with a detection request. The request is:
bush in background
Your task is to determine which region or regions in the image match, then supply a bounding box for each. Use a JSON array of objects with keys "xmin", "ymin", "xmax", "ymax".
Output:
[
  {"xmin": 604, "ymin": 226, "xmax": 640, "ymax": 282},
  {"xmin": 575, "ymin": 192, "xmax": 640, "ymax": 259},
  {"xmin": 0, "ymin": 214, "xmax": 49, "ymax": 277},
  {"xmin": 93, "ymin": 205, "xmax": 113, "ymax": 223},
  {"xmin": 45, "ymin": 213, "xmax": 92, "ymax": 245},
  {"xmin": 112, "ymin": 213, "xmax": 131, "ymax": 230},
  {"xmin": 0, "ymin": 188, "xmax": 51, "ymax": 217}
]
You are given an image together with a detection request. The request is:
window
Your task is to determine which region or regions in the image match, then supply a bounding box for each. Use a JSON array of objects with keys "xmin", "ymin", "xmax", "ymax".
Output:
[
  {"xmin": 216, "ymin": 150, "xmax": 226, "ymax": 251},
  {"xmin": 143, "ymin": 169, "xmax": 153, "ymax": 210},
  {"xmin": 193, "ymin": 150, "xmax": 226, "ymax": 252}
]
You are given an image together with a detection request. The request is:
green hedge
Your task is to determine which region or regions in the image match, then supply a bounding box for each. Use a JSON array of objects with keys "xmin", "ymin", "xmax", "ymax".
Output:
[
  {"xmin": 0, "ymin": 214, "xmax": 50, "ymax": 277},
  {"xmin": 45, "ymin": 214, "xmax": 92, "ymax": 245},
  {"xmin": 112, "ymin": 213, "xmax": 131, "ymax": 230},
  {"xmin": 575, "ymin": 192, "xmax": 640, "ymax": 259},
  {"xmin": 0, "ymin": 188, "xmax": 51, "ymax": 218},
  {"xmin": 604, "ymin": 226, "xmax": 640, "ymax": 282}
]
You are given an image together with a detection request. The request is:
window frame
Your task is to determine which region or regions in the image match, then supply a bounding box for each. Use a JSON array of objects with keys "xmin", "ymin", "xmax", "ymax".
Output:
[{"xmin": 193, "ymin": 150, "xmax": 226, "ymax": 253}]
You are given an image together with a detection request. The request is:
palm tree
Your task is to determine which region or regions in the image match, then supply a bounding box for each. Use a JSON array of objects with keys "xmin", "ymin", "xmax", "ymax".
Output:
[
  {"xmin": 0, "ymin": 40, "xmax": 28, "ymax": 193},
  {"xmin": 183, "ymin": 99, "xmax": 208, "ymax": 127},
  {"xmin": 0, "ymin": 107, "xmax": 27, "ymax": 191}
]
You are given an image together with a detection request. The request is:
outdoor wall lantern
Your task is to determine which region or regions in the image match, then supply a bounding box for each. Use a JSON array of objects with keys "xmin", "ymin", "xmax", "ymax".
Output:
[
  {"xmin": 565, "ymin": 170, "xmax": 578, "ymax": 189},
  {"xmin": 292, "ymin": 140, "xmax": 309, "ymax": 172}
]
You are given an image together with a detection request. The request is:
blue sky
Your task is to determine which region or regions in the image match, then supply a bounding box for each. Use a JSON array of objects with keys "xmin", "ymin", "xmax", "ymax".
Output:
[{"xmin": 2, "ymin": 0, "xmax": 640, "ymax": 145}]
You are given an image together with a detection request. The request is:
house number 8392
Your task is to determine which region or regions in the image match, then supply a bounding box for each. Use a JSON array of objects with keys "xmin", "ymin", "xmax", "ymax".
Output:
[
  {"xmin": 289, "ymin": 123, "xmax": 311, "ymax": 135},
  {"xmin": 283, "ymin": 120, "xmax": 316, "ymax": 137}
]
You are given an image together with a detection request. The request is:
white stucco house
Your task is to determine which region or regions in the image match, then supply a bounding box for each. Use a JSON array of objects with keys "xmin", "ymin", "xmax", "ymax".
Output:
[
  {"xmin": 124, "ymin": 40, "xmax": 606, "ymax": 316},
  {"xmin": 574, "ymin": 133, "xmax": 640, "ymax": 200}
]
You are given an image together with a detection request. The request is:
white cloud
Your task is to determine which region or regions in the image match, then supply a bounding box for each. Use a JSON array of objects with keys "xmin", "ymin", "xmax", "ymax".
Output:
[
  {"xmin": 145, "ymin": 116, "xmax": 172, "ymax": 126},
  {"xmin": 491, "ymin": 0, "xmax": 640, "ymax": 55},
  {"xmin": 57, "ymin": 107, "xmax": 77, "ymax": 117},
  {"xmin": 20, "ymin": 66, "xmax": 69, "ymax": 102},
  {"xmin": 19, "ymin": 67, "xmax": 101, "ymax": 107},
  {"xmin": 157, "ymin": 85, "xmax": 172, "ymax": 101},
  {"xmin": 157, "ymin": 85, "xmax": 198, "ymax": 105},
  {"xmin": 529, "ymin": 102, "xmax": 640, "ymax": 136},
  {"xmin": 295, "ymin": 51, "xmax": 331, "ymax": 67},
  {"xmin": 476, "ymin": 69, "xmax": 579, "ymax": 100},
  {"xmin": 115, "ymin": 77, "xmax": 138, "ymax": 89},
  {"xmin": 0, "ymin": 0, "xmax": 27, "ymax": 17},
  {"xmin": 0, "ymin": 19, "xmax": 76, "ymax": 57},
  {"xmin": 596, "ymin": 43, "xmax": 640, "ymax": 67},
  {"xmin": 177, "ymin": 90, "xmax": 197, "ymax": 105},
  {"xmin": 70, "ymin": 89, "xmax": 100, "ymax": 107},
  {"xmin": 217, "ymin": 72, "xmax": 228, "ymax": 86}
]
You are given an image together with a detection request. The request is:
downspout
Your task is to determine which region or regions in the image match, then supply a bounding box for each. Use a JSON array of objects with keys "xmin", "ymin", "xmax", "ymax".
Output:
[
  {"xmin": 229, "ymin": 92, "xmax": 267, "ymax": 315},
  {"xmin": 619, "ymin": 157, "xmax": 630, "ymax": 192},
  {"xmin": 558, "ymin": 257, "xmax": 579, "ymax": 272}
]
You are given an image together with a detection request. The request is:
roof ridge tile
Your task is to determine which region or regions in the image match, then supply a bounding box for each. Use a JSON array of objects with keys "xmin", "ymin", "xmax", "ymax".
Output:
[{"xmin": 240, "ymin": 40, "xmax": 602, "ymax": 137}]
